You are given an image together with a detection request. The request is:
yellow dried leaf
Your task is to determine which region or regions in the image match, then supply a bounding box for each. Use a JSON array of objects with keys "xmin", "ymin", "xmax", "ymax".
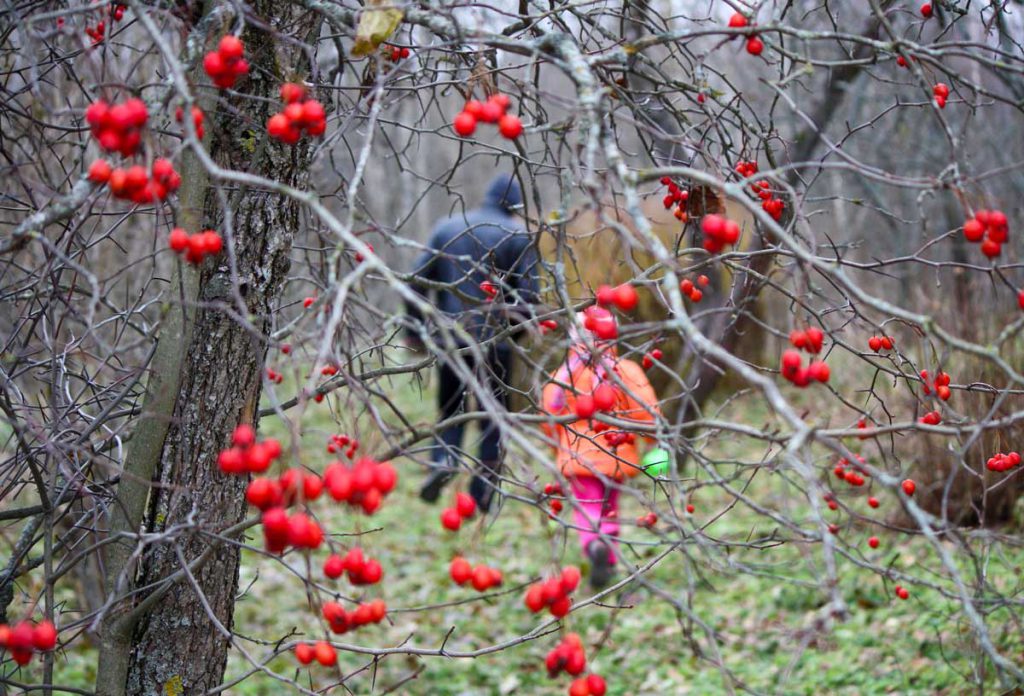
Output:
[{"xmin": 351, "ymin": 0, "xmax": 403, "ymax": 57}]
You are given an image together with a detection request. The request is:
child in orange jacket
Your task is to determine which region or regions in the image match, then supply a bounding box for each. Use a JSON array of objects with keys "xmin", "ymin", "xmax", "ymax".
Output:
[{"xmin": 540, "ymin": 308, "xmax": 660, "ymax": 588}]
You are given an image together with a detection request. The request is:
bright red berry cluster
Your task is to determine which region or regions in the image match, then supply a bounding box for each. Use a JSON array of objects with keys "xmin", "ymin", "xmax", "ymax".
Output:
[
  {"xmin": 440, "ymin": 492, "xmax": 477, "ymax": 531},
  {"xmin": 383, "ymin": 44, "xmax": 410, "ymax": 62},
  {"xmin": 294, "ymin": 640, "xmax": 336, "ymax": 666},
  {"xmin": 449, "ymin": 556, "xmax": 504, "ymax": 591},
  {"xmin": 637, "ymin": 511, "xmax": 658, "ymax": 528},
  {"xmin": 203, "ymin": 36, "xmax": 248, "ymax": 89},
  {"xmin": 0, "ymin": 620, "xmax": 57, "ymax": 666},
  {"xmin": 174, "ymin": 105, "xmax": 205, "ymax": 140},
  {"xmin": 218, "ymin": 424, "xmax": 282, "ymax": 474},
  {"xmin": 642, "ymin": 348, "xmax": 663, "ymax": 369},
  {"xmin": 168, "ymin": 228, "xmax": 223, "ymax": 265},
  {"xmin": 89, "ymin": 160, "xmax": 182, "ymax": 204},
  {"xmin": 895, "ymin": 585, "xmax": 910, "ymax": 600},
  {"xmin": 986, "ymin": 451, "xmax": 1021, "ymax": 473},
  {"xmin": 452, "ymin": 94, "xmax": 522, "ymax": 139},
  {"xmin": 595, "ymin": 283, "xmax": 639, "ymax": 312},
  {"xmin": 546, "ymin": 633, "xmax": 587, "ymax": 677},
  {"xmin": 789, "ymin": 327, "xmax": 824, "ymax": 354},
  {"xmin": 265, "ymin": 367, "xmax": 284, "ymax": 384},
  {"xmin": 962, "ymin": 209, "xmax": 1009, "ymax": 258},
  {"xmin": 679, "ymin": 275, "xmax": 709, "ymax": 303},
  {"xmin": 85, "ymin": 98, "xmax": 148, "ymax": 156},
  {"xmin": 322, "ymin": 456, "xmax": 398, "ymax": 515},
  {"xmin": 933, "ymin": 82, "xmax": 950, "ymax": 108},
  {"xmin": 867, "ymin": 335, "xmax": 894, "ymax": 353},
  {"xmin": 523, "ymin": 566, "xmax": 581, "ymax": 617},
  {"xmin": 322, "ymin": 599, "xmax": 387, "ymax": 634},
  {"xmin": 539, "ymin": 318, "xmax": 559, "ymax": 335},
  {"xmin": 267, "ymin": 83, "xmax": 327, "ymax": 144},
  {"xmin": 659, "ymin": 176, "xmax": 690, "ymax": 222},
  {"xmin": 245, "ymin": 467, "xmax": 324, "ymax": 511},
  {"xmin": 323, "ymin": 547, "xmax": 383, "ymax": 585},
  {"xmin": 780, "ymin": 349, "xmax": 830, "ymax": 387},
  {"xmin": 544, "ymin": 481, "xmax": 565, "ymax": 516},
  {"xmin": 736, "ymin": 160, "xmax": 785, "ymax": 221},
  {"xmin": 573, "ymin": 380, "xmax": 622, "ymax": 421},
  {"xmin": 726, "ymin": 13, "xmax": 764, "ymax": 55},
  {"xmin": 326, "ymin": 433, "xmax": 359, "ymax": 457},
  {"xmin": 262, "ymin": 508, "xmax": 323, "ymax": 551},
  {"xmin": 700, "ymin": 213, "xmax": 741, "ymax": 253},
  {"xmin": 920, "ymin": 369, "xmax": 952, "ymax": 401},
  {"xmin": 569, "ymin": 674, "xmax": 608, "ymax": 696},
  {"xmin": 834, "ymin": 455, "xmax": 869, "ymax": 487},
  {"xmin": 85, "ymin": 4, "xmax": 127, "ymax": 45}
]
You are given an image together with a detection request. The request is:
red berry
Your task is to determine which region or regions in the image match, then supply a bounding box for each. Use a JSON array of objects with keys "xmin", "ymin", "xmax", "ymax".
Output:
[
  {"xmin": 471, "ymin": 565, "xmax": 493, "ymax": 591},
  {"xmin": 498, "ymin": 113, "xmax": 523, "ymax": 139},
  {"xmin": 450, "ymin": 556, "xmax": 472, "ymax": 585},
  {"xmin": 294, "ymin": 642, "xmax": 315, "ymax": 664},
  {"xmin": 440, "ymin": 507, "xmax": 462, "ymax": 531},
  {"xmin": 218, "ymin": 35, "xmax": 244, "ymax": 61},
  {"xmin": 313, "ymin": 640, "xmax": 336, "ymax": 666},
  {"xmin": 453, "ymin": 111, "xmax": 477, "ymax": 137},
  {"xmin": 746, "ymin": 37, "xmax": 764, "ymax": 56},
  {"xmin": 455, "ymin": 491, "xmax": 476, "ymax": 518},
  {"xmin": 479, "ymin": 100, "xmax": 503, "ymax": 123},
  {"xmin": 574, "ymin": 394, "xmax": 596, "ymax": 419},
  {"xmin": 587, "ymin": 675, "xmax": 607, "ymax": 696},
  {"xmin": 895, "ymin": 585, "xmax": 910, "ymax": 600},
  {"xmin": 31, "ymin": 621, "xmax": 57, "ymax": 651},
  {"xmin": 728, "ymin": 12, "xmax": 748, "ymax": 28},
  {"xmin": 88, "ymin": 158, "xmax": 112, "ymax": 183},
  {"xmin": 920, "ymin": 3, "xmax": 933, "ymax": 18},
  {"xmin": 902, "ymin": 479, "xmax": 916, "ymax": 496},
  {"xmin": 868, "ymin": 496, "xmax": 880, "ymax": 508},
  {"xmin": 324, "ymin": 554, "xmax": 345, "ymax": 579},
  {"xmin": 612, "ymin": 283, "xmax": 638, "ymax": 311},
  {"xmin": 868, "ymin": 536, "xmax": 880, "ymax": 549},
  {"xmin": 524, "ymin": 584, "xmax": 545, "ymax": 612}
]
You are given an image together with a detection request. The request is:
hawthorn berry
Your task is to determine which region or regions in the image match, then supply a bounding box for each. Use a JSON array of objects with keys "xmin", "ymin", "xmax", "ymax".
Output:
[
  {"xmin": 746, "ymin": 36, "xmax": 764, "ymax": 56},
  {"xmin": 920, "ymin": 3, "xmax": 932, "ymax": 17},
  {"xmin": 728, "ymin": 13, "xmax": 748, "ymax": 28},
  {"xmin": 498, "ymin": 113, "xmax": 523, "ymax": 139},
  {"xmin": 294, "ymin": 642, "xmax": 315, "ymax": 665},
  {"xmin": 901, "ymin": 479, "xmax": 916, "ymax": 496},
  {"xmin": 868, "ymin": 536, "xmax": 880, "ymax": 549},
  {"xmin": 440, "ymin": 507, "xmax": 462, "ymax": 531}
]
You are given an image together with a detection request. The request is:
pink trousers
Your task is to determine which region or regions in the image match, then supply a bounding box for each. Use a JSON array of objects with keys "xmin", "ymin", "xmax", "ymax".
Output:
[{"xmin": 570, "ymin": 476, "xmax": 620, "ymax": 564}]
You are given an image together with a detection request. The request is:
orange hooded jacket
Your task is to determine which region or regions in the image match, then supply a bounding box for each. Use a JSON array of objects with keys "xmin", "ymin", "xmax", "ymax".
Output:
[{"xmin": 540, "ymin": 346, "xmax": 660, "ymax": 480}]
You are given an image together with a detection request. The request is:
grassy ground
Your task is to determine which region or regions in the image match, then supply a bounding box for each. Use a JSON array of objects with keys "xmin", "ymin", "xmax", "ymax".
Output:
[{"xmin": 25, "ymin": 364, "xmax": 1024, "ymax": 694}]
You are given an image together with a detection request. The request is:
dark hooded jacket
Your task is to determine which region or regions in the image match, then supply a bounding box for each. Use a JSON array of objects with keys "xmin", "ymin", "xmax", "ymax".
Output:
[{"xmin": 405, "ymin": 174, "xmax": 540, "ymax": 351}]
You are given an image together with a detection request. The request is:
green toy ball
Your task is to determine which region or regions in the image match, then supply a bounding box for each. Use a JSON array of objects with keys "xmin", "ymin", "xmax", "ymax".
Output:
[{"xmin": 641, "ymin": 447, "xmax": 671, "ymax": 477}]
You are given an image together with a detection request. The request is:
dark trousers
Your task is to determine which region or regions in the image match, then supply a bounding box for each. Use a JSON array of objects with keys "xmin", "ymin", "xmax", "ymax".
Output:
[{"xmin": 432, "ymin": 347, "xmax": 511, "ymax": 468}]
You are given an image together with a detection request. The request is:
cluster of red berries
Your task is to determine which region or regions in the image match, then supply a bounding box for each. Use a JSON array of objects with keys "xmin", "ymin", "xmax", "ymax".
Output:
[
  {"xmin": 294, "ymin": 640, "xmax": 336, "ymax": 666},
  {"xmin": 324, "ymin": 547, "xmax": 383, "ymax": 585},
  {"xmin": 573, "ymin": 381, "xmax": 622, "ymax": 420},
  {"xmin": 204, "ymin": 36, "xmax": 248, "ymax": 89},
  {"xmin": 867, "ymin": 335, "xmax": 894, "ymax": 353},
  {"xmin": 962, "ymin": 209, "xmax": 1010, "ymax": 258},
  {"xmin": 637, "ymin": 511, "xmax": 658, "ymax": 528},
  {"xmin": 322, "ymin": 457, "xmax": 398, "ymax": 515},
  {"xmin": 569, "ymin": 674, "xmax": 608, "ymax": 696},
  {"xmin": 933, "ymin": 82, "xmax": 950, "ymax": 108},
  {"xmin": 920, "ymin": 410, "xmax": 942, "ymax": 425},
  {"xmin": 84, "ymin": 4, "xmax": 126, "ymax": 44},
  {"xmin": 679, "ymin": 274, "xmax": 709, "ymax": 303},
  {"xmin": 88, "ymin": 159, "xmax": 181, "ymax": 203},
  {"xmin": 168, "ymin": 228, "xmax": 223, "ymax": 265},
  {"xmin": 85, "ymin": 98, "xmax": 148, "ymax": 156},
  {"xmin": 727, "ymin": 13, "xmax": 763, "ymax": 55},
  {"xmin": 449, "ymin": 556, "xmax": 504, "ymax": 591},
  {"xmin": 0, "ymin": 620, "xmax": 57, "ymax": 666},
  {"xmin": 659, "ymin": 177, "xmax": 690, "ymax": 222},
  {"xmin": 736, "ymin": 161, "xmax": 785, "ymax": 221},
  {"xmin": 544, "ymin": 482, "xmax": 565, "ymax": 516},
  {"xmin": 597, "ymin": 424, "xmax": 635, "ymax": 448},
  {"xmin": 539, "ymin": 318, "xmax": 559, "ymax": 335},
  {"xmin": 986, "ymin": 451, "xmax": 1021, "ymax": 473},
  {"xmin": 326, "ymin": 433, "xmax": 359, "ymax": 458},
  {"xmin": 267, "ymin": 83, "xmax": 327, "ymax": 144},
  {"xmin": 523, "ymin": 566, "xmax": 581, "ymax": 618},
  {"xmin": 920, "ymin": 369, "xmax": 952, "ymax": 401},
  {"xmin": 440, "ymin": 492, "xmax": 478, "ymax": 531},
  {"xmin": 780, "ymin": 350, "xmax": 830, "ymax": 387},
  {"xmin": 262, "ymin": 508, "xmax": 323, "ymax": 552},
  {"xmin": 383, "ymin": 44, "xmax": 411, "ymax": 62},
  {"xmin": 834, "ymin": 455, "xmax": 869, "ymax": 487},
  {"xmin": 642, "ymin": 348, "xmax": 663, "ymax": 370},
  {"xmin": 174, "ymin": 105, "xmax": 205, "ymax": 140},
  {"xmin": 245, "ymin": 467, "xmax": 324, "ymax": 512},
  {"xmin": 894, "ymin": 585, "xmax": 910, "ymax": 600},
  {"xmin": 789, "ymin": 326, "xmax": 824, "ymax": 354},
  {"xmin": 595, "ymin": 283, "xmax": 639, "ymax": 312},
  {"xmin": 580, "ymin": 305, "xmax": 618, "ymax": 341},
  {"xmin": 265, "ymin": 367, "xmax": 285, "ymax": 384},
  {"xmin": 546, "ymin": 633, "xmax": 587, "ymax": 677},
  {"xmin": 452, "ymin": 94, "xmax": 523, "ymax": 139},
  {"xmin": 700, "ymin": 214, "xmax": 741, "ymax": 253},
  {"xmin": 218, "ymin": 425, "xmax": 282, "ymax": 474},
  {"xmin": 322, "ymin": 599, "xmax": 387, "ymax": 634}
]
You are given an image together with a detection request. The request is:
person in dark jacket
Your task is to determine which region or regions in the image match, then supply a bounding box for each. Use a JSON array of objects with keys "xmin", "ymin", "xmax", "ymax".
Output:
[{"xmin": 404, "ymin": 173, "xmax": 540, "ymax": 512}]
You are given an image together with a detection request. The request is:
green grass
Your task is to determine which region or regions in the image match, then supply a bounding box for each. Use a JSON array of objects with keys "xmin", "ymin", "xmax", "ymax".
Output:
[{"xmin": 34, "ymin": 363, "xmax": 1024, "ymax": 694}]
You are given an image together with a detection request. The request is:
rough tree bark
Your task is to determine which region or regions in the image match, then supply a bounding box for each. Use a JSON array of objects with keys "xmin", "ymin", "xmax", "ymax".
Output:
[{"xmin": 94, "ymin": 4, "xmax": 321, "ymax": 694}]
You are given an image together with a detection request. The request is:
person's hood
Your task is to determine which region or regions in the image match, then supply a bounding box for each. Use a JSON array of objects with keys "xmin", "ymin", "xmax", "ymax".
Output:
[{"xmin": 482, "ymin": 173, "xmax": 523, "ymax": 212}]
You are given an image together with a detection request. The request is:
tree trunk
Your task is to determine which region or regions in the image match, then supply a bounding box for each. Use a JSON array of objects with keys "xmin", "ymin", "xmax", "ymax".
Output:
[{"xmin": 106, "ymin": 8, "xmax": 318, "ymax": 695}]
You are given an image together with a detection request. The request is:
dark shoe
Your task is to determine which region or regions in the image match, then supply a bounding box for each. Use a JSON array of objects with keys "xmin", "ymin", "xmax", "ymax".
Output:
[
  {"xmin": 586, "ymin": 540, "xmax": 615, "ymax": 590},
  {"xmin": 469, "ymin": 460, "xmax": 502, "ymax": 513},
  {"xmin": 419, "ymin": 465, "xmax": 455, "ymax": 504}
]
